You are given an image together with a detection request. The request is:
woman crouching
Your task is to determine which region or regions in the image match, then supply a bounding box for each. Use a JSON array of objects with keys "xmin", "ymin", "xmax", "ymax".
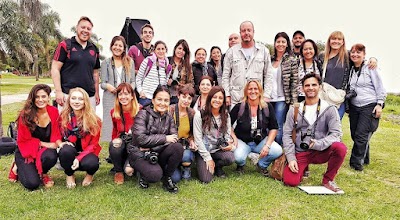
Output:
[
  {"xmin": 58, "ymin": 88, "xmax": 102, "ymax": 188},
  {"xmin": 128, "ymin": 86, "xmax": 184, "ymax": 193}
]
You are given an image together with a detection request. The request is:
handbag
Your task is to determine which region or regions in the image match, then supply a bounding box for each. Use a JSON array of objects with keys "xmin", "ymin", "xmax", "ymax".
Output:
[
  {"xmin": 270, "ymin": 103, "xmax": 300, "ymax": 180},
  {"xmin": 318, "ymin": 62, "xmax": 346, "ymax": 108},
  {"xmin": 319, "ymin": 82, "xmax": 346, "ymax": 108}
]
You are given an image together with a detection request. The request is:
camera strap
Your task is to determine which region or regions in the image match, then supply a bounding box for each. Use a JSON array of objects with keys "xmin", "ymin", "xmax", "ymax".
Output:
[
  {"xmin": 174, "ymin": 104, "xmax": 180, "ymax": 128},
  {"xmin": 301, "ymin": 99, "xmax": 321, "ymax": 140},
  {"xmin": 211, "ymin": 116, "xmax": 221, "ymax": 137},
  {"xmin": 120, "ymin": 106, "xmax": 127, "ymax": 134},
  {"xmin": 111, "ymin": 57, "xmax": 127, "ymax": 86}
]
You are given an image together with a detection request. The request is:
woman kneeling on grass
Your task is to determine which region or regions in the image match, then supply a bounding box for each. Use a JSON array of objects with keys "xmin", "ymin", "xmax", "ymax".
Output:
[
  {"xmin": 58, "ymin": 88, "xmax": 102, "ymax": 188},
  {"xmin": 128, "ymin": 86, "xmax": 184, "ymax": 193},
  {"xmin": 169, "ymin": 84, "xmax": 197, "ymax": 181},
  {"xmin": 193, "ymin": 86, "xmax": 236, "ymax": 183},
  {"xmin": 109, "ymin": 83, "xmax": 140, "ymax": 185},
  {"xmin": 230, "ymin": 80, "xmax": 282, "ymax": 176},
  {"xmin": 9, "ymin": 84, "xmax": 61, "ymax": 190}
]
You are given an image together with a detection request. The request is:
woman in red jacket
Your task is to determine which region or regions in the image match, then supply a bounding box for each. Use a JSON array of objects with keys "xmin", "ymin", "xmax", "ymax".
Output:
[
  {"xmin": 58, "ymin": 87, "xmax": 102, "ymax": 188},
  {"xmin": 9, "ymin": 84, "xmax": 61, "ymax": 190},
  {"xmin": 109, "ymin": 83, "xmax": 140, "ymax": 185}
]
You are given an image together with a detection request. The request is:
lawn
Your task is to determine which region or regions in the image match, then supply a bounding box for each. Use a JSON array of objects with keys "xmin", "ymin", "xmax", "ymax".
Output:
[
  {"xmin": 0, "ymin": 78, "xmax": 399, "ymax": 219},
  {"xmin": 0, "ymin": 73, "xmax": 53, "ymax": 95}
]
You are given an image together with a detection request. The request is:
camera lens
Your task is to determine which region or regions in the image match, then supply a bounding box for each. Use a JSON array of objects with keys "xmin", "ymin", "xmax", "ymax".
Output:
[{"xmin": 300, "ymin": 142, "xmax": 309, "ymax": 150}]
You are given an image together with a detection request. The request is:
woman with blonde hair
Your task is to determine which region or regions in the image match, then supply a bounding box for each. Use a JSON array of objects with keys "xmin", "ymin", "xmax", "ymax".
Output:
[
  {"xmin": 230, "ymin": 80, "xmax": 282, "ymax": 175},
  {"xmin": 58, "ymin": 87, "xmax": 102, "ymax": 188},
  {"xmin": 100, "ymin": 36, "xmax": 135, "ymax": 142},
  {"xmin": 109, "ymin": 83, "xmax": 140, "ymax": 184},
  {"xmin": 319, "ymin": 31, "xmax": 377, "ymax": 119}
]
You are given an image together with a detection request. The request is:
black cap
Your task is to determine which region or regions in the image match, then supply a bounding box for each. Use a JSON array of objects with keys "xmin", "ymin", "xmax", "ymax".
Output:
[{"xmin": 293, "ymin": 30, "xmax": 305, "ymax": 38}]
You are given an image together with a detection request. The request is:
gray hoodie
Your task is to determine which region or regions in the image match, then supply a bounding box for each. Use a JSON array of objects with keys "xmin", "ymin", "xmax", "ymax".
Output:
[{"xmin": 283, "ymin": 99, "xmax": 342, "ymax": 162}]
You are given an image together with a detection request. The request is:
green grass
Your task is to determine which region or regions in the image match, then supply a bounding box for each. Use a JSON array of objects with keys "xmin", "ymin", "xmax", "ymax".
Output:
[
  {"xmin": 0, "ymin": 76, "xmax": 399, "ymax": 219},
  {"xmin": 1, "ymin": 109, "xmax": 399, "ymax": 219},
  {"xmin": 0, "ymin": 73, "xmax": 53, "ymax": 95}
]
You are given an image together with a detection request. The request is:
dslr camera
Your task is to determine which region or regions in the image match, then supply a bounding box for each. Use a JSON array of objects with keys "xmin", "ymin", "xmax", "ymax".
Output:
[
  {"xmin": 179, "ymin": 138, "xmax": 190, "ymax": 150},
  {"xmin": 252, "ymin": 129, "xmax": 263, "ymax": 143},
  {"xmin": 144, "ymin": 151, "xmax": 158, "ymax": 165},
  {"xmin": 216, "ymin": 138, "xmax": 229, "ymax": 149},
  {"xmin": 346, "ymin": 89, "xmax": 357, "ymax": 100},
  {"xmin": 120, "ymin": 132, "xmax": 133, "ymax": 143}
]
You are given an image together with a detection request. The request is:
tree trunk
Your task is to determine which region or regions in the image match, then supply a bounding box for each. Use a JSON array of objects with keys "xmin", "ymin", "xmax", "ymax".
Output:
[{"xmin": 0, "ymin": 75, "xmax": 3, "ymax": 137}]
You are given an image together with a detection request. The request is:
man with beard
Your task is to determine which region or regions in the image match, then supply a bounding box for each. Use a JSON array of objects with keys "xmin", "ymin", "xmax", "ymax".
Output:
[
  {"xmin": 222, "ymin": 21, "xmax": 273, "ymax": 107},
  {"xmin": 51, "ymin": 16, "xmax": 100, "ymax": 110},
  {"xmin": 292, "ymin": 30, "xmax": 305, "ymax": 58},
  {"xmin": 282, "ymin": 73, "xmax": 347, "ymax": 193},
  {"xmin": 128, "ymin": 23, "xmax": 155, "ymax": 74}
]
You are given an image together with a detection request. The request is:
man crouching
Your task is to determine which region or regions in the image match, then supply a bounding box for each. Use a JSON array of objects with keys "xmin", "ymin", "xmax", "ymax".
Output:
[{"xmin": 282, "ymin": 73, "xmax": 347, "ymax": 193}]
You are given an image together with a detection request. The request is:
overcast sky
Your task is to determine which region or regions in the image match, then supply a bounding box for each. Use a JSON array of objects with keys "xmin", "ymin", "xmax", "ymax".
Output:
[{"xmin": 43, "ymin": 0, "xmax": 399, "ymax": 93}]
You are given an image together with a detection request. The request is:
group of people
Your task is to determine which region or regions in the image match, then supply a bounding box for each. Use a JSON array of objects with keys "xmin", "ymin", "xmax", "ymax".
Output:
[{"xmin": 7, "ymin": 17, "xmax": 386, "ymax": 194}]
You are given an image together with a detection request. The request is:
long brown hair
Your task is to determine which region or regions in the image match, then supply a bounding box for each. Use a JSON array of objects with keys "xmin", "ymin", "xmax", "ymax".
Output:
[
  {"xmin": 110, "ymin": 36, "xmax": 131, "ymax": 77},
  {"xmin": 202, "ymin": 86, "xmax": 228, "ymax": 133},
  {"xmin": 112, "ymin": 83, "xmax": 139, "ymax": 119},
  {"xmin": 172, "ymin": 39, "xmax": 192, "ymax": 75},
  {"xmin": 20, "ymin": 84, "xmax": 51, "ymax": 132},
  {"xmin": 60, "ymin": 88, "xmax": 100, "ymax": 136}
]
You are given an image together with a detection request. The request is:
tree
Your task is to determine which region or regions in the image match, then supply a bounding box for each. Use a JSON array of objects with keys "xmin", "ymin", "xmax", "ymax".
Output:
[{"xmin": 18, "ymin": 0, "xmax": 62, "ymax": 80}]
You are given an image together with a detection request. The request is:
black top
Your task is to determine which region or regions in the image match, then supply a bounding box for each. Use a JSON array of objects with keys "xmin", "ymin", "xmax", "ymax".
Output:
[
  {"xmin": 32, "ymin": 123, "xmax": 51, "ymax": 142},
  {"xmin": 192, "ymin": 62, "xmax": 218, "ymax": 95},
  {"xmin": 230, "ymin": 102, "xmax": 278, "ymax": 143},
  {"xmin": 53, "ymin": 36, "xmax": 100, "ymax": 96}
]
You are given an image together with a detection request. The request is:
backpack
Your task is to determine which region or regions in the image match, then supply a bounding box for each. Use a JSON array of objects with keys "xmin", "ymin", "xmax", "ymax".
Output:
[
  {"xmin": 2, "ymin": 120, "xmax": 18, "ymax": 156},
  {"xmin": 65, "ymin": 38, "xmax": 99, "ymax": 59},
  {"xmin": 143, "ymin": 58, "xmax": 172, "ymax": 78},
  {"xmin": 7, "ymin": 121, "xmax": 18, "ymax": 141}
]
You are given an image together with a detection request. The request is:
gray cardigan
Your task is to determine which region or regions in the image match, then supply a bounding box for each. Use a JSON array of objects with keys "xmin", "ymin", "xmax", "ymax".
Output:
[
  {"xmin": 282, "ymin": 99, "xmax": 343, "ymax": 162},
  {"xmin": 99, "ymin": 57, "xmax": 135, "ymax": 141},
  {"xmin": 193, "ymin": 111, "xmax": 232, "ymax": 161},
  {"xmin": 349, "ymin": 65, "xmax": 386, "ymax": 107}
]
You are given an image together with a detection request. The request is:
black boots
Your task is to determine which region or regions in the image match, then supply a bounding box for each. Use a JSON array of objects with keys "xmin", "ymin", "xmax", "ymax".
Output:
[
  {"xmin": 138, "ymin": 173, "xmax": 149, "ymax": 189},
  {"xmin": 162, "ymin": 176, "xmax": 178, "ymax": 193}
]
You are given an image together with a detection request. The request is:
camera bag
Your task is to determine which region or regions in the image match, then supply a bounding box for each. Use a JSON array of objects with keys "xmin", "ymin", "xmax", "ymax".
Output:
[{"xmin": 269, "ymin": 103, "xmax": 299, "ymax": 180}]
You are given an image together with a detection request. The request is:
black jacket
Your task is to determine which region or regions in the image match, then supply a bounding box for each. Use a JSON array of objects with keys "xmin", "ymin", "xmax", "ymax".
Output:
[
  {"xmin": 230, "ymin": 102, "xmax": 278, "ymax": 143},
  {"xmin": 129, "ymin": 106, "xmax": 177, "ymax": 152},
  {"xmin": 192, "ymin": 62, "xmax": 218, "ymax": 94}
]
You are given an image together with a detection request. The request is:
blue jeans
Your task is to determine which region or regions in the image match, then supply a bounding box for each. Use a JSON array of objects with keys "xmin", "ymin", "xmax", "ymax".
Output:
[
  {"xmin": 171, "ymin": 149, "xmax": 194, "ymax": 183},
  {"xmin": 234, "ymin": 137, "xmax": 282, "ymax": 169},
  {"xmin": 338, "ymin": 102, "xmax": 346, "ymax": 120},
  {"xmin": 270, "ymin": 101, "xmax": 287, "ymax": 145}
]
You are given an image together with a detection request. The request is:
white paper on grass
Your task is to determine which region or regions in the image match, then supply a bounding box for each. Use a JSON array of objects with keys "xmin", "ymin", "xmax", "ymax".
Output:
[{"xmin": 298, "ymin": 186, "xmax": 343, "ymax": 195}]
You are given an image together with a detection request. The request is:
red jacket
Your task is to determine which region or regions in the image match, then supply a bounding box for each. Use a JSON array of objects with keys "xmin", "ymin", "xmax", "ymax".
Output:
[
  {"xmin": 71, "ymin": 119, "xmax": 102, "ymax": 162},
  {"xmin": 111, "ymin": 109, "xmax": 135, "ymax": 140},
  {"xmin": 17, "ymin": 105, "xmax": 62, "ymax": 174}
]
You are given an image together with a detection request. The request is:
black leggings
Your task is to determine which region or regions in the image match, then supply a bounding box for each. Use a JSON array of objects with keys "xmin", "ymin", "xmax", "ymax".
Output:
[
  {"xmin": 58, "ymin": 144, "xmax": 99, "ymax": 176},
  {"xmin": 129, "ymin": 143, "xmax": 184, "ymax": 183},
  {"xmin": 109, "ymin": 141, "xmax": 128, "ymax": 172},
  {"xmin": 195, "ymin": 150, "xmax": 235, "ymax": 184},
  {"xmin": 15, "ymin": 148, "xmax": 57, "ymax": 190}
]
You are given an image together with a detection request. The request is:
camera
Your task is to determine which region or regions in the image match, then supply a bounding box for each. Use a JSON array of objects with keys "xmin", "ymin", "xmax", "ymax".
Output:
[
  {"xmin": 345, "ymin": 89, "xmax": 357, "ymax": 99},
  {"xmin": 216, "ymin": 138, "xmax": 229, "ymax": 149},
  {"xmin": 144, "ymin": 151, "xmax": 158, "ymax": 165},
  {"xmin": 179, "ymin": 138, "xmax": 190, "ymax": 150},
  {"xmin": 120, "ymin": 133, "xmax": 133, "ymax": 143},
  {"xmin": 252, "ymin": 129, "xmax": 263, "ymax": 143},
  {"xmin": 300, "ymin": 142, "xmax": 310, "ymax": 150}
]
